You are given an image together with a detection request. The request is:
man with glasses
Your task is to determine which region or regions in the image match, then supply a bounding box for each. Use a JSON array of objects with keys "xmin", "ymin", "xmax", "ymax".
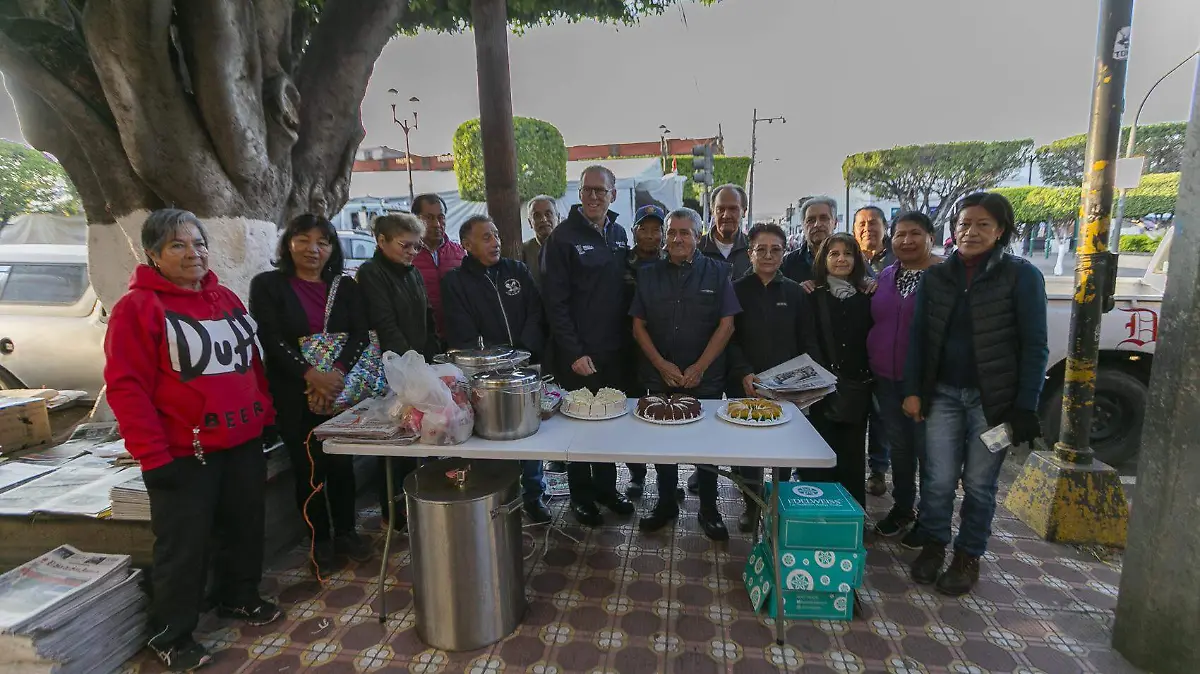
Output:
[
  {"xmin": 412, "ymin": 193, "xmax": 466, "ymax": 340},
  {"xmin": 521, "ymin": 195, "xmax": 559, "ymax": 288},
  {"xmin": 630, "ymin": 208, "xmax": 740, "ymax": 540},
  {"xmin": 699, "ymin": 184, "xmax": 752, "ymax": 279},
  {"xmin": 781, "ymin": 195, "xmax": 838, "ymax": 284},
  {"xmin": 728, "ymin": 223, "xmax": 817, "ymax": 532},
  {"xmin": 542, "ymin": 165, "xmax": 636, "ymax": 526}
]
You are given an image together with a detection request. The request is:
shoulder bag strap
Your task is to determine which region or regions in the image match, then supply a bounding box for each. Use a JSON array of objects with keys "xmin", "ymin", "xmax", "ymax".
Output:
[{"xmin": 322, "ymin": 274, "xmax": 342, "ymax": 333}]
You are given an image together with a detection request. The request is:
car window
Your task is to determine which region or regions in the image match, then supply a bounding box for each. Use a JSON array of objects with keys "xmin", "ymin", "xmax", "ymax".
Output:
[
  {"xmin": 349, "ymin": 239, "xmax": 375, "ymax": 259},
  {"xmin": 0, "ymin": 263, "xmax": 89, "ymax": 305}
]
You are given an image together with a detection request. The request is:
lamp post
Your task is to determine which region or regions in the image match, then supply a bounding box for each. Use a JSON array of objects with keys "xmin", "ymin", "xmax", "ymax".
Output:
[
  {"xmin": 659, "ymin": 124, "xmax": 671, "ymax": 174},
  {"xmin": 748, "ymin": 109, "xmax": 785, "ymax": 228},
  {"xmin": 388, "ymin": 90, "xmax": 420, "ymax": 204}
]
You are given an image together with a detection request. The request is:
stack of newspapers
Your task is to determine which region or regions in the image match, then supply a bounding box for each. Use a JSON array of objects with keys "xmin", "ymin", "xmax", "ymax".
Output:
[
  {"xmin": 751, "ymin": 354, "xmax": 839, "ymax": 411},
  {"xmin": 0, "ymin": 545, "xmax": 147, "ymax": 674},
  {"xmin": 109, "ymin": 474, "xmax": 150, "ymax": 522}
]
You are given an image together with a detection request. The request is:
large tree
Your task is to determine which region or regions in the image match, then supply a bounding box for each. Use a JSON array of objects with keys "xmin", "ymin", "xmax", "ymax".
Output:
[
  {"xmin": 1035, "ymin": 121, "xmax": 1188, "ymax": 187},
  {"xmin": 0, "ymin": 139, "xmax": 80, "ymax": 219},
  {"xmin": 842, "ymin": 139, "xmax": 1034, "ymax": 233},
  {"xmin": 0, "ymin": 0, "xmax": 702, "ymax": 308}
]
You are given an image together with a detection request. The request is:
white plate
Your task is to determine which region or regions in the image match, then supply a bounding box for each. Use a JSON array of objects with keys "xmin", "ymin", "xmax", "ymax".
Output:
[
  {"xmin": 633, "ymin": 408, "xmax": 706, "ymax": 426},
  {"xmin": 560, "ymin": 402, "xmax": 630, "ymax": 421},
  {"xmin": 716, "ymin": 400, "xmax": 792, "ymax": 427}
]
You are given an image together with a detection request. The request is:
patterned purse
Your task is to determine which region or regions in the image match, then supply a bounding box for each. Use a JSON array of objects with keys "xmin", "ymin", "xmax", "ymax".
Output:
[{"xmin": 298, "ymin": 275, "xmax": 387, "ymax": 413}]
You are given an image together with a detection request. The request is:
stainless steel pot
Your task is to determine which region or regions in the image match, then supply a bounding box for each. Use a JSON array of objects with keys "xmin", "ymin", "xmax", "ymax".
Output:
[
  {"xmin": 469, "ymin": 368, "xmax": 542, "ymax": 440},
  {"xmin": 434, "ymin": 346, "xmax": 531, "ymax": 378}
]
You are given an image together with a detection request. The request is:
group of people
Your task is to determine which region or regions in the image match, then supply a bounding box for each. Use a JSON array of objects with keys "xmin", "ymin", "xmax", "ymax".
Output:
[{"xmin": 101, "ymin": 164, "xmax": 1048, "ymax": 672}]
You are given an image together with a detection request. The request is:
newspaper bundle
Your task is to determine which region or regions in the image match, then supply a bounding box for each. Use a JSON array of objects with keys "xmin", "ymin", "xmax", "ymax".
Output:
[
  {"xmin": 0, "ymin": 545, "xmax": 147, "ymax": 674},
  {"xmin": 108, "ymin": 475, "xmax": 149, "ymax": 522},
  {"xmin": 751, "ymin": 354, "xmax": 839, "ymax": 410},
  {"xmin": 313, "ymin": 397, "xmax": 416, "ymax": 444},
  {"xmin": 0, "ymin": 456, "xmax": 132, "ymax": 518}
]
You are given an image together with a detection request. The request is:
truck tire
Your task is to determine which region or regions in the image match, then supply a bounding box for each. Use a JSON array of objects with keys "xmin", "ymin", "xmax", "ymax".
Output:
[{"xmin": 1040, "ymin": 368, "xmax": 1147, "ymax": 466}]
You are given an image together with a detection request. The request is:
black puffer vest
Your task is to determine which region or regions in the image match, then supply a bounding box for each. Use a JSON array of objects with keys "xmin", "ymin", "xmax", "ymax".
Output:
[{"xmin": 919, "ymin": 248, "xmax": 1023, "ymax": 425}]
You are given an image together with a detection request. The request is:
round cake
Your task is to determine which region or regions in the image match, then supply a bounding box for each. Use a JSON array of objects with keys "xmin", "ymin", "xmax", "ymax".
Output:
[
  {"xmin": 727, "ymin": 399, "xmax": 784, "ymax": 422},
  {"xmin": 637, "ymin": 394, "xmax": 702, "ymax": 421}
]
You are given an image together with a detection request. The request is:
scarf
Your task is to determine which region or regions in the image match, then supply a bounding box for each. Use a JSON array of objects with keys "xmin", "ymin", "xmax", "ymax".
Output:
[{"xmin": 827, "ymin": 276, "xmax": 857, "ymax": 299}]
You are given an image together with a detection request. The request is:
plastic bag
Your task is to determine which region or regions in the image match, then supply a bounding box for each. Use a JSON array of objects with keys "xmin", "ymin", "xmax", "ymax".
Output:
[{"xmin": 382, "ymin": 350, "xmax": 474, "ymax": 445}]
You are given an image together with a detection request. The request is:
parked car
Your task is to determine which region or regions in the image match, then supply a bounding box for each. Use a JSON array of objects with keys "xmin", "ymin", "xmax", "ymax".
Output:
[
  {"xmin": 0, "ymin": 244, "xmax": 106, "ymax": 397},
  {"xmin": 338, "ymin": 230, "xmax": 376, "ymax": 273}
]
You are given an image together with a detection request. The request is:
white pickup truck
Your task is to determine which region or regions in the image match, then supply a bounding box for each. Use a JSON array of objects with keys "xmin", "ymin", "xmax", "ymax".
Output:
[{"xmin": 1038, "ymin": 229, "xmax": 1170, "ymax": 466}]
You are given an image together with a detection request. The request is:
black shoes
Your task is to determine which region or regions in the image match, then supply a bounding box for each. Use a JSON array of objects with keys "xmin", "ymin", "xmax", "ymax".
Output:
[
  {"xmin": 625, "ymin": 479, "xmax": 645, "ymax": 499},
  {"xmin": 216, "ymin": 597, "xmax": 283, "ymax": 626},
  {"xmin": 597, "ymin": 492, "xmax": 635, "ymax": 516},
  {"xmin": 334, "ymin": 533, "xmax": 374, "ymax": 562},
  {"xmin": 570, "ymin": 500, "xmax": 603, "ymax": 527},
  {"xmin": 900, "ymin": 526, "xmax": 930, "ymax": 551},
  {"xmin": 312, "ymin": 540, "xmax": 337, "ymax": 576},
  {"xmin": 525, "ymin": 499, "xmax": 553, "ymax": 524},
  {"xmin": 638, "ymin": 502, "xmax": 679, "ymax": 532},
  {"xmin": 867, "ymin": 471, "xmax": 888, "ymax": 497},
  {"xmin": 698, "ymin": 508, "xmax": 729, "ymax": 541},
  {"xmin": 911, "ymin": 543, "xmax": 946, "ymax": 585},
  {"xmin": 737, "ymin": 503, "xmax": 760, "ymax": 534},
  {"xmin": 874, "ymin": 509, "xmax": 916, "ymax": 537},
  {"xmin": 148, "ymin": 636, "xmax": 212, "ymax": 672},
  {"xmin": 936, "ymin": 550, "xmax": 981, "ymax": 596}
]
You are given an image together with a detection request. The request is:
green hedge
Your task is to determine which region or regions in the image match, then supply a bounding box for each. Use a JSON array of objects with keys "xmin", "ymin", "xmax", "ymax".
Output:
[
  {"xmin": 1119, "ymin": 234, "xmax": 1162, "ymax": 253},
  {"xmin": 672, "ymin": 155, "xmax": 752, "ymax": 200},
  {"xmin": 995, "ymin": 172, "xmax": 1178, "ymax": 226},
  {"xmin": 452, "ymin": 117, "xmax": 567, "ymax": 202},
  {"xmin": 1035, "ymin": 122, "xmax": 1187, "ymax": 187}
]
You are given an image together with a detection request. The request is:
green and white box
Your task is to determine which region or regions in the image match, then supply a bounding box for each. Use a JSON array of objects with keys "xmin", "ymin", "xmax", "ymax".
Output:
[
  {"xmin": 742, "ymin": 549, "xmax": 855, "ymax": 620},
  {"xmin": 747, "ymin": 541, "xmax": 865, "ymax": 594},
  {"xmin": 765, "ymin": 481, "xmax": 865, "ymax": 551}
]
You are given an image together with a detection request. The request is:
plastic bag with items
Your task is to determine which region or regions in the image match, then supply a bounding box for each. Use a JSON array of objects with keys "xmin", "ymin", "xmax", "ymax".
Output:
[{"xmin": 382, "ymin": 350, "xmax": 474, "ymax": 445}]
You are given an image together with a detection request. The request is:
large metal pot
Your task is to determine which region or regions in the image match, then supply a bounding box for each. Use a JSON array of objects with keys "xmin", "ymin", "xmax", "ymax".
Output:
[
  {"xmin": 469, "ymin": 368, "xmax": 542, "ymax": 441},
  {"xmin": 404, "ymin": 458, "xmax": 525, "ymax": 651},
  {"xmin": 434, "ymin": 346, "xmax": 531, "ymax": 378}
]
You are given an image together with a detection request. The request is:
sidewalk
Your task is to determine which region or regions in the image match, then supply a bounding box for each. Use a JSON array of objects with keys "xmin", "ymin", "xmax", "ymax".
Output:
[{"xmin": 120, "ymin": 463, "xmax": 1141, "ymax": 673}]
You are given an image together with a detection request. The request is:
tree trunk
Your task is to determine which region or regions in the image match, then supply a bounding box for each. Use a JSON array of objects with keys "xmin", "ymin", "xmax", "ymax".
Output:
[{"xmin": 471, "ymin": 0, "xmax": 523, "ymax": 259}]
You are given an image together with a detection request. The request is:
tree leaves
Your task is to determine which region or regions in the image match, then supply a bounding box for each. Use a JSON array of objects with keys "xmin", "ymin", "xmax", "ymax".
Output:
[
  {"xmin": 1034, "ymin": 122, "xmax": 1187, "ymax": 187},
  {"xmin": 452, "ymin": 116, "xmax": 567, "ymax": 202},
  {"xmin": 995, "ymin": 172, "xmax": 1179, "ymax": 227},
  {"xmin": 0, "ymin": 139, "xmax": 80, "ymax": 219}
]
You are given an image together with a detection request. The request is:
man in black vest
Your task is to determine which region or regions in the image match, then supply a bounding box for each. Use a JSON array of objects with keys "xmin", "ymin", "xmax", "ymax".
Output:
[
  {"xmin": 441, "ymin": 214, "xmax": 552, "ymax": 525},
  {"xmin": 630, "ymin": 207, "xmax": 741, "ymax": 540}
]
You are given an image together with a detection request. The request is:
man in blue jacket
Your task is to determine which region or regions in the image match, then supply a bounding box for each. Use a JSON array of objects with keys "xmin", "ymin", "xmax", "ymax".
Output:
[
  {"xmin": 542, "ymin": 165, "xmax": 637, "ymax": 526},
  {"xmin": 442, "ymin": 214, "xmax": 551, "ymax": 524}
]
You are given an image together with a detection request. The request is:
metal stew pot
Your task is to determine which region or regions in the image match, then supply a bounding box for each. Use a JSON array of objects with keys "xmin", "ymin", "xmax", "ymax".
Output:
[
  {"xmin": 434, "ymin": 346, "xmax": 531, "ymax": 378},
  {"xmin": 469, "ymin": 368, "xmax": 542, "ymax": 441}
]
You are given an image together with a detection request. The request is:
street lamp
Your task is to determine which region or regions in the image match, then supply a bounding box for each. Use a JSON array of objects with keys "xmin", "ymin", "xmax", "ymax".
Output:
[
  {"xmin": 388, "ymin": 89, "xmax": 421, "ymax": 204},
  {"xmin": 748, "ymin": 109, "xmax": 785, "ymax": 228},
  {"xmin": 659, "ymin": 124, "xmax": 671, "ymax": 174},
  {"xmin": 1111, "ymin": 47, "xmax": 1199, "ymax": 249}
]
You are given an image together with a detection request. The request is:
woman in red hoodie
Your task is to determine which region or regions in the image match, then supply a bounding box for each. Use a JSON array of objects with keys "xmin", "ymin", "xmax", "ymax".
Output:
[{"xmin": 104, "ymin": 209, "xmax": 281, "ymax": 672}]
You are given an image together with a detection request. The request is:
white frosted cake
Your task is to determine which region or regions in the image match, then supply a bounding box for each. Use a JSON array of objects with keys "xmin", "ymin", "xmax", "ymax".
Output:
[{"xmin": 563, "ymin": 387, "xmax": 627, "ymax": 418}]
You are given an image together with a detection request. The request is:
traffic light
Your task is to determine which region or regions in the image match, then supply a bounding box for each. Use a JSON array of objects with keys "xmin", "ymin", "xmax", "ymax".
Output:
[{"xmin": 692, "ymin": 144, "xmax": 714, "ymax": 187}]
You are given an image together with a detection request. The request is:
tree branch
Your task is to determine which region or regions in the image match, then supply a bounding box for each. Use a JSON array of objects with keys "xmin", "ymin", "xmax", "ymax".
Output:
[{"xmin": 285, "ymin": 0, "xmax": 409, "ymax": 223}]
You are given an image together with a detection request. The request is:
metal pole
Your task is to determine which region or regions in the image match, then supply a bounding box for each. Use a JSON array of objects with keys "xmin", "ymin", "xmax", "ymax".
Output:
[
  {"xmin": 404, "ymin": 128, "xmax": 415, "ymax": 205},
  {"xmin": 1056, "ymin": 0, "xmax": 1133, "ymax": 465},
  {"xmin": 748, "ymin": 108, "xmax": 757, "ymax": 228},
  {"xmin": 844, "ymin": 182, "xmax": 851, "ymax": 234}
]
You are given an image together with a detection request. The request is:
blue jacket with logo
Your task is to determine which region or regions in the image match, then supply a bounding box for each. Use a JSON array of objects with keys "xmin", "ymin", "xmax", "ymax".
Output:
[
  {"xmin": 541, "ymin": 205, "xmax": 630, "ymax": 366},
  {"xmin": 441, "ymin": 255, "xmax": 545, "ymax": 362}
]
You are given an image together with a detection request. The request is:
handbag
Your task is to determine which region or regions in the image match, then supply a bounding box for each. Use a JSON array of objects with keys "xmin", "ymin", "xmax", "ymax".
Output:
[
  {"xmin": 816, "ymin": 291, "xmax": 873, "ymax": 424},
  {"xmin": 298, "ymin": 275, "xmax": 387, "ymax": 413}
]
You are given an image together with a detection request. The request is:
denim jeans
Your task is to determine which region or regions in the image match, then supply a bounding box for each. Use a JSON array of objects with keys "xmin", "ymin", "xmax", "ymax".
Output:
[
  {"xmin": 521, "ymin": 459, "xmax": 547, "ymax": 506},
  {"xmin": 874, "ymin": 378, "xmax": 925, "ymax": 514},
  {"xmin": 916, "ymin": 384, "xmax": 1006, "ymax": 556},
  {"xmin": 867, "ymin": 399, "xmax": 891, "ymax": 474}
]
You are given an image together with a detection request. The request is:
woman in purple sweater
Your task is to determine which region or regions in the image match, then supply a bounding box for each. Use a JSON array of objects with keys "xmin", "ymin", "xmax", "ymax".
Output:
[{"xmin": 867, "ymin": 212, "xmax": 941, "ymax": 541}]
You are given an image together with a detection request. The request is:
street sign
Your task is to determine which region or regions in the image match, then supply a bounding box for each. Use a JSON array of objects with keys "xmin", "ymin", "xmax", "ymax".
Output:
[{"xmin": 1115, "ymin": 156, "xmax": 1146, "ymax": 190}]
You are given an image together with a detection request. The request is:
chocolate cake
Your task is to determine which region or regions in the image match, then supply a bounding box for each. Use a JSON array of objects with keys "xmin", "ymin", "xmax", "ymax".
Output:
[{"xmin": 636, "ymin": 394, "xmax": 702, "ymax": 421}]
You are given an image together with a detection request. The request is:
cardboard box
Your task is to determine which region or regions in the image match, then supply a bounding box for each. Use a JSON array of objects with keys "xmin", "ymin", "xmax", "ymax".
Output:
[
  {"xmin": 0, "ymin": 397, "xmax": 52, "ymax": 454},
  {"xmin": 747, "ymin": 541, "xmax": 864, "ymax": 594},
  {"xmin": 743, "ymin": 549, "xmax": 855, "ymax": 620},
  {"xmin": 765, "ymin": 481, "xmax": 865, "ymax": 551}
]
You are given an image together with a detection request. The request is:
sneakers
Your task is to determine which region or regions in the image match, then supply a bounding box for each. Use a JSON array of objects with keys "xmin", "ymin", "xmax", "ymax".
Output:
[
  {"xmin": 148, "ymin": 636, "xmax": 212, "ymax": 672},
  {"xmin": 867, "ymin": 471, "xmax": 888, "ymax": 497},
  {"xmin": 900, "ymin": 526, "xmax": 930, "ymax": 551},
  {"xmin": 936, "ymin": 550, "xmax": 981, "ymax": 596},
  {"xmin": 910, "ymin": 543, "xmax": 946, "ymax": 585},
  {"xmin": 874, "ymin": 509, "xmax": 916, "ymax": 537},
  {"xmin": 217, "ymin": 597, "xmax": 283, "ymax": 626},
  {"xmin": 334, "ymin": 533, "xmax": 374, "ymax": 563}
]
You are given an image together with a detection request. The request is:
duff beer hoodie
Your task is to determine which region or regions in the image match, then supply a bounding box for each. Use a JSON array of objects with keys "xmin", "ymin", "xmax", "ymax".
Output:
[{"xmin": 104, "ymin": 265, "xmax": 276, "ymax": 471}]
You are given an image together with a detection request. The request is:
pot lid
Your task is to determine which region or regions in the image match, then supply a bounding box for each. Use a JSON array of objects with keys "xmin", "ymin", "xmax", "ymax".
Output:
[
  {"xmin": 404, "ymin": 458, "xmax": 520, "ymax": 504},
  {"xmin": 471, "ymin": 368, "xmax": 540, "ymax": 390},
  {"xmin": 441, "ymin": 346, "xmax": 517, "ymax": 367}
]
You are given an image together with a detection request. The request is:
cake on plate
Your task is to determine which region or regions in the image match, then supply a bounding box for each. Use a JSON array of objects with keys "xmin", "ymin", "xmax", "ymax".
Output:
[
  {"xmin": 563, "ymin": 387, "xmax": 626, "ymax": 418},
  {"xmin": 636, "ymin": 394, "xmax": 702, "ymax": 421},
  {"xmin": 726, "ymin": 399, "xmax": 784, "ymax": 422}
]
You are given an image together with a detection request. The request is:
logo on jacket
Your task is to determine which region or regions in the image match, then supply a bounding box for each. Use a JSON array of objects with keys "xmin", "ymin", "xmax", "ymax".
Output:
[
  {"xmin": 575, "ymin": 244, "xmax": 595, "ymax": 255},
  {"xmin": 165, "ymin": 310, "xmax": 262, "ymax": 382},
  {"xmin": 503, "ymin": 279, "xmax": 522, "ymax": 296}
]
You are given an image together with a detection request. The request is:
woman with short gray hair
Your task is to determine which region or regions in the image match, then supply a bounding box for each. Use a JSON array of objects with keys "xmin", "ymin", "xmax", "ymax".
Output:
[{"xmin": 104, "ymin": 208, "xmax": 281, "ymax": 671}]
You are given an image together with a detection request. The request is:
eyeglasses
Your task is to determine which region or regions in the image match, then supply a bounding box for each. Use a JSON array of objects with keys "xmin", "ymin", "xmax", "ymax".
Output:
[
  {"xmin": 580, "ymin": 187, "xmax": 611, "ymax": 198},
  {"xmin": 751, "ymin": 246, "xmax": 785, "ymax": 258},
  {"xmin": 396, "ymin": 241, "xmax": 422, "ymax": 252}
]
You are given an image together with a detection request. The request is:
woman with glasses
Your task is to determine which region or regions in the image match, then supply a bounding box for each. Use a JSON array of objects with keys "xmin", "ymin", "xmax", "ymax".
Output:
[
  {"xmin": 903, "ymin": 192, "xmax": 1048, "ymax": 596},
  {"xmin": 727, "ymin": 223, "xmax": 813, "ymax": 532},
  {"xmin": 356, "ymin": 213, "xmax": 439, "ymax": 532},
  {"xmin": 250, "ymin": 214, "xmax": 373, "ymax": 575}
]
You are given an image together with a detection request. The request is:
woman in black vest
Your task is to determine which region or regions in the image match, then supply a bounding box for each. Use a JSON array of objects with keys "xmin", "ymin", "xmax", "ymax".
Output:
[
  {"xmin": 250, "ymin": 214, "xmax": 373, "ymax": 576},
  {"xmin": 902, "ymin": 192, "xmax": 1049, "ymax": 597},
  {"xmin": 800, "ymin": 232, "xmax": 874, "ymax": 507}
]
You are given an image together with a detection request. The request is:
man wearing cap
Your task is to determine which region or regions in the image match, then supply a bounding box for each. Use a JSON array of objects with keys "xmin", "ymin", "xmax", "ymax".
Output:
[{"xmin": 624, "ymin": 205, "xmax": 667, "ymax": 499}]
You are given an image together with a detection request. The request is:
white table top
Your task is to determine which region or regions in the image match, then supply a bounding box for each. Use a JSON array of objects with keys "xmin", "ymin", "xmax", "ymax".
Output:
[{"xmin": 323, "ymin": 398, "xmax": 836, "ymax": 468}]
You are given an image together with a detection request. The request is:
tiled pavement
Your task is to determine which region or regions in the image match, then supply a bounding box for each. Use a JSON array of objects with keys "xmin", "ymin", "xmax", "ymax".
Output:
[{"xmin": 121, "ymin": 464, "xmax": 1142, "ymax": 674}]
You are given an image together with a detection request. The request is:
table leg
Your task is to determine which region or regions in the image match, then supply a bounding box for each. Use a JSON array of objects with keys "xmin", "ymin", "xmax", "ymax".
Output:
[
  {"xmin": 377, "ymin": 455, "xmax": 396, "ymax": 623},
  {"xmin": 769, "ymin": 479, "xmax": 786, "ymax": 645}
]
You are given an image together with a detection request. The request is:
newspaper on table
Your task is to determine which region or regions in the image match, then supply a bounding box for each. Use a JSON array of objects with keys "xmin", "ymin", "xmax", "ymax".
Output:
[
  {"xmin": 313, "ymin": 397, "xmax": 417, "ymax": 444},
  {"xmin": 751, "ymin": 354, "xmax": 839, "ymax": 410},
  {"xmin": 0, "ymin": 546, "xmax": 146, "ymax": 674},
  {"xmin": 0, "ymin": 456, "xmax": 129, "ymax": 518},
  {"xmin": 12, "ymin": 422, "xmax": 120, "ymax": 467},
  {"xmin": 109, "ymin": 474, "xmax": 149, "ymax": 522},
  {"xmin": 0, "ymin": 463, "xmax": 55, "ymax": 494}
]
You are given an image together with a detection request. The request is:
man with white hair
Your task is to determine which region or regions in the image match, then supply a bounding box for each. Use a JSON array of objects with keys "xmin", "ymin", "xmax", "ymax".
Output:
[
  {"xmin": 521, "ymin": 195, "xmax": 559, "ymax": 287},
  {"xmin": 781, "ymin": 195, "xmax": 838, "ymax": 283},
  {"xmin": 629, "ymin": 207, "xmax": 741, "ymax": 540}
]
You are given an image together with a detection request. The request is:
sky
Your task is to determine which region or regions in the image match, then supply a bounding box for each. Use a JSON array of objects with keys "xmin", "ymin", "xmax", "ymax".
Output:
[{"xmin": 1, "ymin": 0, "xmax": 1197, "ymax": 217}]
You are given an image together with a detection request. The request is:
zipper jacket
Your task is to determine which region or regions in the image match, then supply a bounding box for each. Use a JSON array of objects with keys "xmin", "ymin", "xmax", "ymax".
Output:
[{"xmin": 441, "ymin": 255, "xmax": 545, "ymax": 362}]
